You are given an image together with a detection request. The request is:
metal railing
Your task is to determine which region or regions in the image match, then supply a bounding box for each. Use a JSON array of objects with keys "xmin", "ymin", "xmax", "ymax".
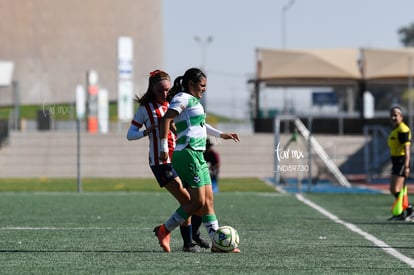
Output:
[
  {"xmin": 294, "ymin": 118, "xmax": 351, "ymax": 188},
  {"xmin": 273, "ymin": 115, "xmax": 351, "ymax": 188},
  {"xmin": 363, "ymin": 125, "xmax": 390, "ymax": 181}
]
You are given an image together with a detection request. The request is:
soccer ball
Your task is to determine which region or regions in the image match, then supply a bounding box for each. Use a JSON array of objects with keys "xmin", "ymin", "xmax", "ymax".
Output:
[{"xmin": 213, "ymin": 226, "xmax": 240, "ymax": 251}]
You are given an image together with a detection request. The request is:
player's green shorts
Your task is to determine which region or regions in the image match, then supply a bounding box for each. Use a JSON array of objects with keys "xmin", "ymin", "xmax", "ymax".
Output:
[{"xmin": 172, "ymin": 148, "xmax": 211, "ymax": 188}]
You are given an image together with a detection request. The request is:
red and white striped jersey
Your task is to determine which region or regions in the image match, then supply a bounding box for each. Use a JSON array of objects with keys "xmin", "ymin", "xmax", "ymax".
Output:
[{"xmin": 128, "ymin": 101, "xmax": 176, "ymax": 166}]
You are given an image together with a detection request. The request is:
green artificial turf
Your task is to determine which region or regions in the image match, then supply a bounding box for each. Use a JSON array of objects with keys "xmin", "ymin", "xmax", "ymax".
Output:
[{"xmin": 0, "ymin": 190, "xmax": 413, "ymax": 274}]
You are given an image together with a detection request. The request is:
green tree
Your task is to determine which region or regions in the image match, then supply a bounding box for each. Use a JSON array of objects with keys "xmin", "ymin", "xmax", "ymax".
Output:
[{"xmin": 398, "ymin": 22, "xmax": 414, "ymax": 46}]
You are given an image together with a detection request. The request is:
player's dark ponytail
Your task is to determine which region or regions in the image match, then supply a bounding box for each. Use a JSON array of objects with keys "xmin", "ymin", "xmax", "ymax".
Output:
[{"xmin": 168, "ymin": 76, "xmax": 184, "ymax": 102}]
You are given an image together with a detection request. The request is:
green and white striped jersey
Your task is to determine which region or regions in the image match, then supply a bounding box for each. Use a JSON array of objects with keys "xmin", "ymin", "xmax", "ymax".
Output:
[{"xmin": 169, "ymin": 92, "xmax": 207, "ymax": 151}]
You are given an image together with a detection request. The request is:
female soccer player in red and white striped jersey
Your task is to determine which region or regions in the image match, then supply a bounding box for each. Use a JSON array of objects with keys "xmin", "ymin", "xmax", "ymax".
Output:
[{"xmin": 127, "ymin": 70, "xmax": 209, "ymax": 252}]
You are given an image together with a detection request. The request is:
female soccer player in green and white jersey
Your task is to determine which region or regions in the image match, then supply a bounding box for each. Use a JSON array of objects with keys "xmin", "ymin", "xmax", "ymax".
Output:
[
  {"xmin": 127, "ymin": 70, "xmax": 210, "ymax": 252},
  {"xmin": 154, "ymin": 68, "xmax": 241, "ymax": 253}
]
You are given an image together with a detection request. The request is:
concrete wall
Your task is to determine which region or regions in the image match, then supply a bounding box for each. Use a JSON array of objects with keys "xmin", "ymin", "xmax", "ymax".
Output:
[{"xmin": 0, "ymin": 131, "xmax": 367, "ymax": 180}]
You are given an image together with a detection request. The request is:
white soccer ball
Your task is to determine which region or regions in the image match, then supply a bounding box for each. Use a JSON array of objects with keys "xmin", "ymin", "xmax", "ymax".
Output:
[{"xmin": 213, "ymin": 226, "xmax": 240, "ymax": 251}]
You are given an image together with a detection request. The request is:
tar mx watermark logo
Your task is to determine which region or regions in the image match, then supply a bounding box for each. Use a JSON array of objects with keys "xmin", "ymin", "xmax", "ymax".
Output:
[{"xmin": 274, "ymin": 142, "xmax": 309, "ymax": 174}]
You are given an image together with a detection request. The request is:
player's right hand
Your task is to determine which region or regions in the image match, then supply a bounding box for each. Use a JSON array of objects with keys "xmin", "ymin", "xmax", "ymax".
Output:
[
  {"xmin": 146, "ymin": 124, "xmax": 158, "ymax": 134},
  {"xmin": 160, "ymin": 151, "xmax": 168, "ymax": 161}
]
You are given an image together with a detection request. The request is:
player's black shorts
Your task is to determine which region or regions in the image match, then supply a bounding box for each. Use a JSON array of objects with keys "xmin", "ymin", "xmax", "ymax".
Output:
[
  {"xmin": 391, "ymin": 156, "xmax": 407, "ymax": 177},
  {"xmin": 150, "ymin": 164, "xmax": 179, "ymax": 187}
]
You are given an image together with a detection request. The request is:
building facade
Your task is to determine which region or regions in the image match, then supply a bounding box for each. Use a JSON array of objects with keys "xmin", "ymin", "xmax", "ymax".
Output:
[{"xmin": 0, "ymin": 0, "xmax": 164, "ymax": 106}]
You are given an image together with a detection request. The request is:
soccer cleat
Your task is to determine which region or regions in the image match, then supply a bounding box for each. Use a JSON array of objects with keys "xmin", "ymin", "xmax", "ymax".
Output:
[
  {"xmin": 211, "ymin": 245, "xmax": 241, "ymax": 253},
  {"xmin": 193, "ymin": 234, "xmax": 211, "ymax": 249},
  {"xmin": 153, "ymin": 224, "xmax": 171, "ymax": 252},
  {"xmin": 406, "ymin": 205, "xmax": 413, "ymax": 217},
  {"xmin": 405, "ymin": 215, "xmax": 414, "ymax": 222},
  {"xmin": 182, "ymin": 243, "xmax": 201, "ymax": 253},
  {"xmin": 387, "ymin": 214, "xmax": 405, "ymax": 221},
  {"xmin": 405, "ymin": 211, "xmax": 414, "ymax": 222}
]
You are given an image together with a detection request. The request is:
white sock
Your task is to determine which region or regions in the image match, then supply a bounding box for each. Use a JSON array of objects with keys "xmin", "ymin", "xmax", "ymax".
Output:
[
  {"xmin": 165, "ymin": 212, "xmax": 185, "ymax": 232},
  {"xmin": 203, "ymin": 220, "xmax": 219, "ymax": 239}
]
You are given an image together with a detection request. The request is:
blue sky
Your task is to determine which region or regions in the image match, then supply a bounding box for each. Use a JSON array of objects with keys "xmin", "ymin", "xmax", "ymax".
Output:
[{"xmin": 163, "ymin": 0, "xmax": 414, "ymax": 118}]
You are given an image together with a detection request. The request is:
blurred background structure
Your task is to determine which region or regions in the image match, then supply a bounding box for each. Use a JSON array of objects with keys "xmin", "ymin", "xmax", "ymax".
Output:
[
  {"xmin": 0, "ymin": 0, "xmax": 163, "ymax": 106},
  {"xmin": 1, "ymin": 0, "xmax": 414, "ymax": 184},
  {"xmin": 250, "ymin": 47, "xmax": 414, "ymax": 134}
]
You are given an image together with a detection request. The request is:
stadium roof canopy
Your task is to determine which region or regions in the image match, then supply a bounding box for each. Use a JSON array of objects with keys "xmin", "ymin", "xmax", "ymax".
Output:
[
  {"xmin": 363, "ymin": 47, "xmax": 414, "ymax": 85},
  {"xmin": 251, "ymin": 47, "xmax": 414, "ymax": 87}
]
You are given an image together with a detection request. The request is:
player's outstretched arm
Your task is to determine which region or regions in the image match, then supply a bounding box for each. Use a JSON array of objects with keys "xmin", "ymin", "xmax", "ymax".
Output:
[
  {"xmin": 220, "ymin": 133, "xmax": 240, "ymax": 142},
  {"xmin": 206, "ymin": 123, "xmax": 240, "ymax": 142}
]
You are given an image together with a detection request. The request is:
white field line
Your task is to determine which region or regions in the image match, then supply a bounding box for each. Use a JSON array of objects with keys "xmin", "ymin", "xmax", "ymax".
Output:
[
  {"xmin": 296, "ymin": 193, "xmax": 414, "ymax": 269},
  {"xmin": 262, "ymin": 177, "xmax": 287, "ymax": 194}
]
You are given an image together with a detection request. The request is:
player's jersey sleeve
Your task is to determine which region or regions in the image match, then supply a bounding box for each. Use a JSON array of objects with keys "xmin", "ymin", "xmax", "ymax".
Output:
[
  {"xmin": 168, "ymin": 92, "xmax": 188, "ymax": 115},
  {"xmin": 126, "ymin": 106, "xmax": 147, "ymax": 140},
  {"xmin": 398, "ymin": 123, "xmax": 411, "ymax": 145},
  {"xmin": 169, "ymin": 92, "xmax": 206, "ymax": 151},
  {"xmin": 388, "ymin": 122, "xmax": 411, "ymax": 157}
]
